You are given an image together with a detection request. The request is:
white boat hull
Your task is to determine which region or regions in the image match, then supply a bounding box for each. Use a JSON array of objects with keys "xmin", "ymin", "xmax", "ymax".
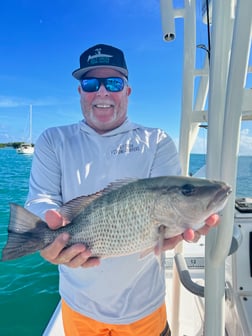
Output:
[{"xmin": 16, "ymin": 144, "xmax": 34, "ymax": 155}]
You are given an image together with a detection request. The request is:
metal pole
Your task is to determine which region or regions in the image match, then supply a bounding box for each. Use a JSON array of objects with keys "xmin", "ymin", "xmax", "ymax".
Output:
[{"xmin": 205, "ymin": 0, "xmax": 234, "ymax": 335}]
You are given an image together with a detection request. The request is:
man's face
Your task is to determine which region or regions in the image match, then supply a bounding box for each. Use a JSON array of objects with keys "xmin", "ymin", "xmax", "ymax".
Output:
[{"xmin": 78, "ymin": 68, "xmax": 131, "ymax": 134}]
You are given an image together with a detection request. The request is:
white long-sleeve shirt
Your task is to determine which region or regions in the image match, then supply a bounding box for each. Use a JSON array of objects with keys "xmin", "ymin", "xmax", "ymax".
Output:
[{"xmin": 25, "ymin": 119, "xmax": 181, "ymax": 324}]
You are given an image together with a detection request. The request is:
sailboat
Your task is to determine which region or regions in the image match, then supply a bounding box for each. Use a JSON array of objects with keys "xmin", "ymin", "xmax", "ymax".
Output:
[{"xmin": 16, "ymin": 104, "xmax": 34, "ymax": 155}]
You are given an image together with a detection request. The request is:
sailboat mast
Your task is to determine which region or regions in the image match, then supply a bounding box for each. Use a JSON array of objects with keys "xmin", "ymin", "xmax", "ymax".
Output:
[{"xmin": 29, "ymin": 104, "xmax": 32, "ymax": 144}]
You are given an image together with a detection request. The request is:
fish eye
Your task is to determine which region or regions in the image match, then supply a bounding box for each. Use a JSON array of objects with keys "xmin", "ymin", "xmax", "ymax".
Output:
[{"xmin": 181, "ymin": 184, "xmax": 196, "ymax": 196}]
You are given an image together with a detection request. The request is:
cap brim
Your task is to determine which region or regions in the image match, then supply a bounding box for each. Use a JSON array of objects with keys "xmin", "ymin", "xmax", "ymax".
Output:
[{"xmin": 72, "ymin": 65, "xmax": 128, "ymax": 79}]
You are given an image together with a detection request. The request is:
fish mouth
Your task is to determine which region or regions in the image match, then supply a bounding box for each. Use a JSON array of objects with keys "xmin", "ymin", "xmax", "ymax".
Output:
[{"xmin": 207, "ymin": 184, "xmax": 232, "ymax": 210}]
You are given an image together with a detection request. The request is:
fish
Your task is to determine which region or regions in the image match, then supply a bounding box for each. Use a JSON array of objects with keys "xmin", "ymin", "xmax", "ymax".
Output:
[{"xmin": 1, "ymin": 176, "xmax": 232, "ymax": 261}]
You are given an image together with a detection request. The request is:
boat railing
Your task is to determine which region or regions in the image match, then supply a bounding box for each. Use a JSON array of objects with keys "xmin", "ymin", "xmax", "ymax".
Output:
[{"xmin": 160, "ymin": 0, "xmax": 252, "ymax": 335}]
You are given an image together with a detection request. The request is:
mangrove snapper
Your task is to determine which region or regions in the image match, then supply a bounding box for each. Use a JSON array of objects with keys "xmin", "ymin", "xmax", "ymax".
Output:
[{"xmin": 1, "ymin": 176, "xmax": 231, "ymax": 261}]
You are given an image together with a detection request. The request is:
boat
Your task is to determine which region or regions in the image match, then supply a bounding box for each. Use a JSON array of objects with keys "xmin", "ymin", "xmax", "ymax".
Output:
[
  {"xmin": 16, "ymin": 104, "xmax": 34, "ymax": 155},
  {"xmin": 16, "ymin": 143, "xmax": 34, "ymax": 155},
  {"xmin": 43, "ymin": 0, "xmax": 252, "ymax": 335}
]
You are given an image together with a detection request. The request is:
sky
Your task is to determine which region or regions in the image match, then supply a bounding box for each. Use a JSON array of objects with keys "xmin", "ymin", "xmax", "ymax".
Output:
[{"xmin": 0, "ymin": 0, "xmax": 252, "ymax": 154}]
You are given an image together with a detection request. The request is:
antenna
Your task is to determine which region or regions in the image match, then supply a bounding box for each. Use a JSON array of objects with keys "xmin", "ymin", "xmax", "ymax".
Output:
[{"xmin": 29, "ymin": 104, "xmax": 32, "ymax": 144}]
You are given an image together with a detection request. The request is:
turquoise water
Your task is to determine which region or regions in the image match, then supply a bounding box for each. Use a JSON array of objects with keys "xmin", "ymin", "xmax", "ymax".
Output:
[
  {"xmin": 0, "ymin": 149, "xmax": 252, "ymax": 335},
  {"xmin": 0, "ymin": 149, "xmax": 59, "ymax": 336}
]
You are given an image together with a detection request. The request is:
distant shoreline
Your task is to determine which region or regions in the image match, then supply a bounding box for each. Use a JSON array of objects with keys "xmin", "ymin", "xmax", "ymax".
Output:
[{"xmin": 0, "ymin": 142, "xmax": 34, "ymax": 149}]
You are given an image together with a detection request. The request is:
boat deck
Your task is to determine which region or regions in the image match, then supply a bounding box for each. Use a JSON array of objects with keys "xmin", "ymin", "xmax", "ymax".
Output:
[{"xmin": 43, "ymin": 239, "xmax": 207, "ymax": 336}]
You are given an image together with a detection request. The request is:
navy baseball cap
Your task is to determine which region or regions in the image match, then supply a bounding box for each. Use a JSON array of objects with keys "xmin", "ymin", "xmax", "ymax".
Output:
[{"xmin": 72, "ymin": 44, "xmax": 128, "ymax": 80}]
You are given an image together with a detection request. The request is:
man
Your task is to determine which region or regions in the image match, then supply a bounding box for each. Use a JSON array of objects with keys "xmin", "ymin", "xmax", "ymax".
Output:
[{"xmin": 25, "ymin": 44, "xmax": 219, "ymax": 336}]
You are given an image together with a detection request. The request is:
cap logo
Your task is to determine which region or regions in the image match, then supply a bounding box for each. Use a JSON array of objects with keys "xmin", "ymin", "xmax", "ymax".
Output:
[
  {"xmin": 87, "ymin": 48, "xmax": 113, "ymax": 65},
  {"xmin": 73, "ymin": 44, "xmax": 128, "ymax": 79}
]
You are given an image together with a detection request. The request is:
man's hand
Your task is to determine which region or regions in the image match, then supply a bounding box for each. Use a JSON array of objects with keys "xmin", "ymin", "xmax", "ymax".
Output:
[
  {"xmin": 40, "ymin": 209, "xmax": 100, "ymax": 268},
  {"xmin": 158, "ymin": 213, "xmax": 220, "ymax": 252}
]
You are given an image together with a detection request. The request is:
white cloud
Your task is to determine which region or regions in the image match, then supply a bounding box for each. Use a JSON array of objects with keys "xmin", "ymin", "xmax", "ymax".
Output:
[
  {"xmin": 190, "ymin": 128, "xmax": 252, "ymax": 155},
  {"xmin": 239, "ymin": 128, "xmax": 252, "ymax": 155},
  {"xmin": 191, "ymin": 136, "xmax": 208, "ymax": 154},
  {"xmin": 0, "ymin": 95, "xmax": 75, "ymax": 108},
  {"xmin": 0, "ymin": 96, "xmax": 28, "ymax": 108}
]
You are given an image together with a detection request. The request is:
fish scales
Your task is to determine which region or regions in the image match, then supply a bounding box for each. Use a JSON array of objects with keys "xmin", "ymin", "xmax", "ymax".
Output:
[
  {"xmin": 1, "ymin": 176, "xmax": 232, "ymax": 261},
  {"xmin": 66, "ymin": 182, "xmax": 159, "ymax": 256}
]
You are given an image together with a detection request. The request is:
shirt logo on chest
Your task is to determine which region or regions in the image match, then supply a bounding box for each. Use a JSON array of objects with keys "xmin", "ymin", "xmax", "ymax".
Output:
[{"xmin": 110, "ymin": 143, "xmax": 141, "ymax": 156}]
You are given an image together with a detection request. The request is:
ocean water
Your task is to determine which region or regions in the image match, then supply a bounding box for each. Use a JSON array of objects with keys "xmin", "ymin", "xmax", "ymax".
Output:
[
  {"xmin": 0, "ymin": 149, "xmax": 252, "ymax": 335},
  {"xmin": 0, "ymin": 149, "xmax": 59, "ymax": 336},
  {"xmin": 189, "ymin": 153, "xmax": 252, "ymax": 196}
]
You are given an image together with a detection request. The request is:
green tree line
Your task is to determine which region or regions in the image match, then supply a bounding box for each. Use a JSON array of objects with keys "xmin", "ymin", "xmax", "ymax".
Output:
[{"xmin": 0, "ymin": 142, "xmax": 34, "ymax": 149}]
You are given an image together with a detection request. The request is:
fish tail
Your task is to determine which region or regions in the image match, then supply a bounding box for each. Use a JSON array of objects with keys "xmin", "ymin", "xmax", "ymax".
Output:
[{"xmin": 1, "ymin": 203, "xmax": 48, "ymax": 261}]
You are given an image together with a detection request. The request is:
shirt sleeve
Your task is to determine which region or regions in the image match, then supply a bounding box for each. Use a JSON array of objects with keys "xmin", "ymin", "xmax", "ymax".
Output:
[
  {"xmin": 25, "ymin": 128, "xmax": 63, "ymax": 219},
  {"xmin": 150, "ymin": 130, "xmax": 181, "ymax": 177}
]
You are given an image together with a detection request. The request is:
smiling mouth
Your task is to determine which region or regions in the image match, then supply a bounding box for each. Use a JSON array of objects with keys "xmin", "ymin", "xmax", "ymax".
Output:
[{"xmin": 94, "ymin": 104, "xmax": 113, "ymax": 108}]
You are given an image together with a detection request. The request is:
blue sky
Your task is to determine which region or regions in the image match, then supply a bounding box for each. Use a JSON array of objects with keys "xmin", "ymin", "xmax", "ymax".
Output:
[{"xmin": 0, "ymin": 0, "xmax": 252, "ymax": 154}]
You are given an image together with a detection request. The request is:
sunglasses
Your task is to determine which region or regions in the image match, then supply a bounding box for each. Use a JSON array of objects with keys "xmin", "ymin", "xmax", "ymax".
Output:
[{"xmin": 80, "ymin": 77, "xmax": 126, "ymax": 93}]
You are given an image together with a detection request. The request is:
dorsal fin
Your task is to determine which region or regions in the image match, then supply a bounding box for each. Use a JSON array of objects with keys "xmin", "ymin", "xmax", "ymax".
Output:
[
  {"xmin": 101, "ymin": 178, "xmax": 138, "ymax": 192},
  {"xmin": 58, "ymin": 193, "xmax": 102, "ymax": 222},
  {"xmin": 58, "ymin": 178, "xmax": 139, "ymax": 222}
]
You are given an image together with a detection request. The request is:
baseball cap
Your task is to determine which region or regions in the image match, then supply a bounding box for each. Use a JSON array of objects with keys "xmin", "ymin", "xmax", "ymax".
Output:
[{"xmin": 72, "ymin": 44, "xmax": 128, "ymax": 80}]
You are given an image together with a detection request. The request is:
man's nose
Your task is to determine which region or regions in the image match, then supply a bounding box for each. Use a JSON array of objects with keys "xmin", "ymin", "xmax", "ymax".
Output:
[{"xmin": 97, "ymin": 84, "xmax": 109, "ymax": 95}]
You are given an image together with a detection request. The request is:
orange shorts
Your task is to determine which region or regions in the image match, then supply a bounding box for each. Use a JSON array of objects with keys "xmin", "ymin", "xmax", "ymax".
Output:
[{"xmin": 61, "ymin": 299, "xmax": 170, "ymax": 336}]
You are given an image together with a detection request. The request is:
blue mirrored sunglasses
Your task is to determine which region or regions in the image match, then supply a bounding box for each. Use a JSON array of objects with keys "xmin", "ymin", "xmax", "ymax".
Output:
[{"xmin": 80, "ymin": 77, "xmax": 126, "ymax": 92}]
